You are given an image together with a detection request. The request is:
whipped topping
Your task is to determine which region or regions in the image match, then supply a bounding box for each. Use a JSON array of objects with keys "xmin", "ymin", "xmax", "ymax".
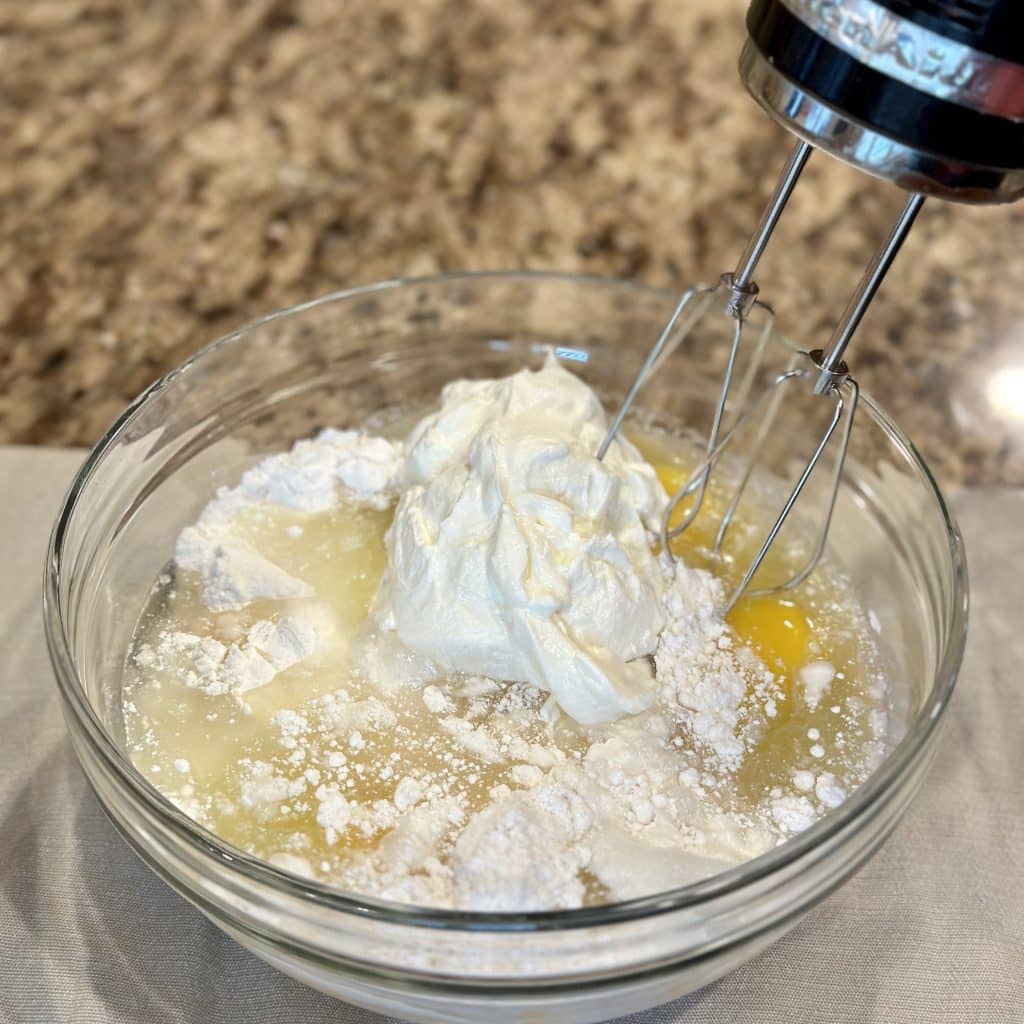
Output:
[{"xmin": 368, "ymin": 354, "xmax": 668, "ymax": 724}]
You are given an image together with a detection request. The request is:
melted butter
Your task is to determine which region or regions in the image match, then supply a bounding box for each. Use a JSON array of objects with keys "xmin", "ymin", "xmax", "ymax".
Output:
[{"xmin": 230, "ymin": 503, "xmax": 392, "ymax": 632}]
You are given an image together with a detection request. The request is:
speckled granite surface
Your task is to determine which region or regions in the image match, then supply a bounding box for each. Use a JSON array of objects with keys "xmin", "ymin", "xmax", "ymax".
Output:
[{"xmin": 2, "ymin": 0, "xmax": 1023, "ymax": 483}]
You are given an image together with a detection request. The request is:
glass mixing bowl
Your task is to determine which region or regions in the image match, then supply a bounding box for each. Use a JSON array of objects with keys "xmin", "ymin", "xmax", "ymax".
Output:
[{"xmin": 45, "ymin": 273, "xmax": 967, "ymax": 1024}]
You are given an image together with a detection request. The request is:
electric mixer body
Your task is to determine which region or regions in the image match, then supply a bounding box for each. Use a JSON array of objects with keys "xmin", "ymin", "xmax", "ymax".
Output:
[{"xmin": 603, "ymin": 0, "xmax": 1024, "ymax": 611}]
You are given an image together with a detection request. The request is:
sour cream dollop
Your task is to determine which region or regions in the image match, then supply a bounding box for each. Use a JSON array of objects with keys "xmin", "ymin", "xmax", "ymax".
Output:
[{"xmin": 368, "ymin": 354, "xmax": 667, "ymax": 724}]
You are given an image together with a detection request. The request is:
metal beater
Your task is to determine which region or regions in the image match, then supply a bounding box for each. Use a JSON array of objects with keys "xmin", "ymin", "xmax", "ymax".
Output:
[{"xmin": 601, "ymin": 0, "xmax": 1024, "ymax": 613}]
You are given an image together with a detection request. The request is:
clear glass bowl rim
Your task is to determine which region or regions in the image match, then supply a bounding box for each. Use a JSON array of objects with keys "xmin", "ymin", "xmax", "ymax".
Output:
[{"xmin": 43, "ymin": 270, "xmax": 969, "ymax": 933}]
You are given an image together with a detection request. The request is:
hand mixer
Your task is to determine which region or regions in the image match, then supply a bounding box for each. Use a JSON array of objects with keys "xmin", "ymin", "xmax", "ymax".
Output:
[{"xmin": 601, "ymin": 0, "xmax": 1024, "ymax": 613}]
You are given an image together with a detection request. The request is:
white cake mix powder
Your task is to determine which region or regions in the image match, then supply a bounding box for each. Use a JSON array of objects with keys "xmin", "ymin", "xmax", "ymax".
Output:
[{"xmin": 124, "ymin": 357, "xmax": 889, "ymax": 912}]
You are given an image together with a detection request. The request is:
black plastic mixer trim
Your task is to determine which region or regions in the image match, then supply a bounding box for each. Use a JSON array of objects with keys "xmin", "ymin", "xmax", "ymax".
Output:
[{"xmin": 745, "ymin": 0, "xmax": 1024, "ymax": 170}]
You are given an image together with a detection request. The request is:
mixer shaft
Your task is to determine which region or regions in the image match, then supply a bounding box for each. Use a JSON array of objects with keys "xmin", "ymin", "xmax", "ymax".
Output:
[{"xmin": 601, "ymin": 143, "xmax": 926, "ymax": 610}]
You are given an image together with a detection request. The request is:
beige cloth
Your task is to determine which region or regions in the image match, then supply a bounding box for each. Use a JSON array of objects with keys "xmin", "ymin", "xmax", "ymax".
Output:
[{"xmin": 1, "ymin": 447, "xmax": 1021, "ymax": 1023}]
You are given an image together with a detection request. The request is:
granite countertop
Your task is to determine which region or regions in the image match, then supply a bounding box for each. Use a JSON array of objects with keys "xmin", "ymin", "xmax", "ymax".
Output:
[{"xmin": 2, "ymin": 1, "xmax": 1022, "ymax": 484}]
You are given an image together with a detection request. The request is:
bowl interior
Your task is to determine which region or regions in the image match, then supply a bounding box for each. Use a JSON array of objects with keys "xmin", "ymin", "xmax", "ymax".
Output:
[{"xmin": 49, "ymin": 272, "xmax": 965, "ymax": 914}]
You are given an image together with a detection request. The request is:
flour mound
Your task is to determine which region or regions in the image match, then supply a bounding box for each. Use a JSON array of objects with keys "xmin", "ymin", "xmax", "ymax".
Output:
[
  {"xmin": 655, "ymin": 560, "xmax": 778, "ymax": 772},
  {"xmin": 175, "ymin": 430, "xmax": 402, "ymax": 611},
  {"xmin": 136, "ymin": 612, "xmax": 323, "ymax": 697}
]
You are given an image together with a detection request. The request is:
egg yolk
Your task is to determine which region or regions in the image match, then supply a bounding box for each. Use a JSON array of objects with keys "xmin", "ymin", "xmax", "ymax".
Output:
[
  {"xmin": 650, "ymin": 459, "xmax": 811, "ymax": 681},
  {"xmin": 727, "ymin": 596, "xmax": 810, "ymax": 677}
]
